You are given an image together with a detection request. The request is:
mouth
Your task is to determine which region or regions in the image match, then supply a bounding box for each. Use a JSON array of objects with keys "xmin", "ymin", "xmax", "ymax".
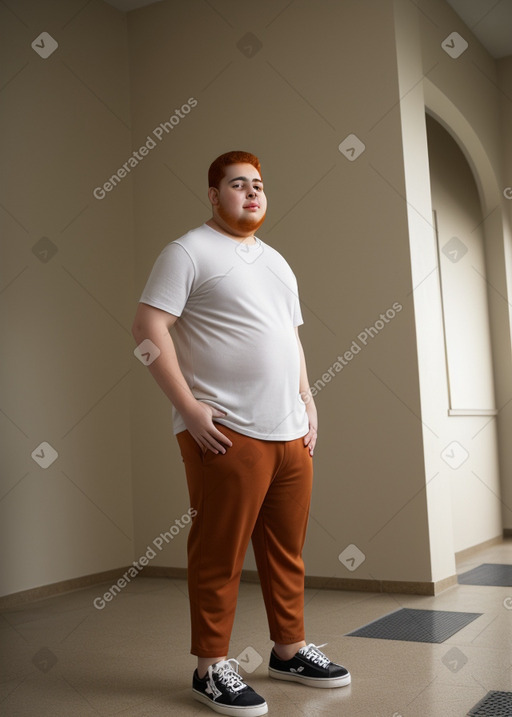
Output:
[{"xmin": 244, "ymin": 203, "xmax": 260, "ymax": 210}]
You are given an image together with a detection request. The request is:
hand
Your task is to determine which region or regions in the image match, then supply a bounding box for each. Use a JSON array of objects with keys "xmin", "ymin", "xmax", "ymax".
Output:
[
  {"xmin": 182, "ymin": 400, "xmax": 233, "ymax": 454},
  {"xmin": 304, "ymin": 407, "xmax": 318, "ymax": 456}
]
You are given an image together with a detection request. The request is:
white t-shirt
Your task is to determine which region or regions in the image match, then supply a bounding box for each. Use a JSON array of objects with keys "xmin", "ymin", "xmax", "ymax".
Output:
[{"xmin": 139, "ymin": 223, "xmax": 309, "ymax": 440}]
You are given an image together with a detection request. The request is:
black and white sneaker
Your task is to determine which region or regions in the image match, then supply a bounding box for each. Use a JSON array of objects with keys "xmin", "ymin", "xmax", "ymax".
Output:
[
  {"xmin": 192, "ymin": 658, "xmax": 268, "ymax": 716},
  {"xmin": 268, "ymin": 643, "xmax": 351, "ymax": 688}
]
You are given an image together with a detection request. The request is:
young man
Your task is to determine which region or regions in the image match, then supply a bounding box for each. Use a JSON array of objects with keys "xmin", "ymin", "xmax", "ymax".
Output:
[{"xmin": 132, "ymin": 151, "xmax": 350, "ymax": 716}]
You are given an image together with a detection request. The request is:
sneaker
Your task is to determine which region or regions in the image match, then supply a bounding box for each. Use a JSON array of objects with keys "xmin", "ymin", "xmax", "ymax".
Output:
[
  {"xmin": 268, "ymin": 643, "xmax": 351, "ymax": 688},
  {"xmin": 192, "ymin": 658, "xmax": 268, "ymax": 716}
]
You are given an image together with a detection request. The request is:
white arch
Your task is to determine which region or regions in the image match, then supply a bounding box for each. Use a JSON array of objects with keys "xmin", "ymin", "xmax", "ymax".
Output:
[
  {"xmin": 423, "ymin": 78, "xmax": 501, "ymax": 216},
  {"xmin": 424, "ymin": 77, "xmax": 512, "ymax": 541}
]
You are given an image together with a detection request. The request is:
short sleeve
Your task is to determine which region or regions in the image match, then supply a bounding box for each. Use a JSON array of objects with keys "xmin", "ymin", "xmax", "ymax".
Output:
[
  {"xmin": 291, "ymin": 274, "xmax": 303, "ymax": 327},
  {"xmin": 293, "ymin": 298, "xmax": 303, "ymax": 327},
  {"xmin": 139, "ymin": 241, "xmax": 195, "ymax": 317}
]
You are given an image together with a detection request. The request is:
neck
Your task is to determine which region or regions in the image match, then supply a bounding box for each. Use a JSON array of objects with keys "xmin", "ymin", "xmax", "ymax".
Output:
[{"xmin": 206, "ymin": 218, "xmax": 256, "ymax": 244}]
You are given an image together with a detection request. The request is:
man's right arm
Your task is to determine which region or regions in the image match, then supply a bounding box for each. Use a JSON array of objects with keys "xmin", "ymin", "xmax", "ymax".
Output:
[{"xmin": 131, "ymin": 303, "xmax": 232, "ymax": 454}]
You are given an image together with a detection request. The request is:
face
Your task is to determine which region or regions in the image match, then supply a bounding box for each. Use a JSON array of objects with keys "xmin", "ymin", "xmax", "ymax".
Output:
[{"xmin": 209, "ymin": 163, "xmax": 267, "ymax": 237}]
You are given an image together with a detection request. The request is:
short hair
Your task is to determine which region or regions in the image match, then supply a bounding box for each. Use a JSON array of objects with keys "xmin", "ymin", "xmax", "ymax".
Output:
[{"xmin": 208, "ymin": 151, "xmax": 261, "ymax": 189}]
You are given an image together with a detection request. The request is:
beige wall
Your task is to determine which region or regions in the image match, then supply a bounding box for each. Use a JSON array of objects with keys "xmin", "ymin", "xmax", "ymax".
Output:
[
  {"xmin": 496, "ymin": 56, "xmax": 512, "ymax": 530},
  {"xmin": 393, "ymin": 0, "xmax": 512, "ymax": 564},
  {"xmin": 129, "ymin": 0, "xmax": 432, "ymax": 586},
  {"xmin": 2, "ymin": 0, "xmax": 510, "ymax": 599},
  {"xmin": 0, "ymin": 1, "xmax": 135, "ymax": 595}
]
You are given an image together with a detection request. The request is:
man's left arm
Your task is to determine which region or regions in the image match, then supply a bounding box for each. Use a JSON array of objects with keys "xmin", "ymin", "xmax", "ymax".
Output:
[{"xmin": 295, "ymin": 327, "xmax": 317, "ymax": 456}]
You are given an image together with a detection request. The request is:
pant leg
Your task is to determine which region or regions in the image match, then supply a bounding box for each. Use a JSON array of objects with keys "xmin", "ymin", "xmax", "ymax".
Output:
[
  {"xmin": 251, "ymin": 436, "xmax": 313, "ymax": 644},
  {"xmin": 176, "ymin": 426, "xmax": 275, "ymax": 658}
]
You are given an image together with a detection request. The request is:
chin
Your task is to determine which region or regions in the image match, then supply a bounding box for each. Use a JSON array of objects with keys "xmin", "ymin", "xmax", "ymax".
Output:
[
  {"xmin": 217, "ymin": 206, "xmax": 266, "ymax": 235},
  {"xmin": 236, "ymin": 215, "xmax": 266, "ymax": 234}
]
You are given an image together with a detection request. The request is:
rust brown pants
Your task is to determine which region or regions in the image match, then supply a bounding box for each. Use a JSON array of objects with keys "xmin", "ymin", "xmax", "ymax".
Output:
[{"xmin": 176, "ymin": 424, "xmax": 313, "ymax": 658}]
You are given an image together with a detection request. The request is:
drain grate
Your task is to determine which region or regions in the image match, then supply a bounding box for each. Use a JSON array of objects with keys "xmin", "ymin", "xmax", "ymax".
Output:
[
  {"xmin": 468, "ymin": 690, "xmax": 512, "ymax": 716},
  {"xmin": 458, "ymin": 563, "xmax": 512, "ymax": 587},
  {"xmin": 346, "ymin": 608, "xmax": 482, "ymax": 643}
]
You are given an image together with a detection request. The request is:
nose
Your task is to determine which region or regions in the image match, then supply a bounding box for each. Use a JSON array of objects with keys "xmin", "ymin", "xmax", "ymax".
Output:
[{"xmin": 247, "ymin": 188, "xmax": 256, "ymax": 198}]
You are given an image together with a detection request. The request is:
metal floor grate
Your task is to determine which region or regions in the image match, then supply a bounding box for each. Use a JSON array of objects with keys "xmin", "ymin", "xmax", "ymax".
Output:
[
  {"xmin": 346, "ymin": 608, "xmax": 482, "ymax": 643},
  {"xmin": 458, "ymin": 563, "xmax": 512, "ymax": 587},
  {"xmin": 468, "ymin": 691, "xmax": 512, "ymax": 716}
]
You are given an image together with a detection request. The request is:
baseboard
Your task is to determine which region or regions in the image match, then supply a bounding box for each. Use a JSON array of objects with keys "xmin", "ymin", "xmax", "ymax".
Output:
[
  {"xmin": 144, "ymin": 567, "xmax": 457, "ymax": 596},
  {"xmin": 0, "ymin": 562, "xmax": 465, "ymax": 610},
  {"xmin": 0, "ymin": 567, "xmax": 131, "ymax": 610},
  {"xmin": 305, "ymin": 573, "xmax": 457, "ymax": 596},
  {"xmin": 455, "ymin": 534, "xmax": 503, "ymax": 564},
  {"xmin": 142, "ymin": 566, "xmax": 188, "ymax": 580}
]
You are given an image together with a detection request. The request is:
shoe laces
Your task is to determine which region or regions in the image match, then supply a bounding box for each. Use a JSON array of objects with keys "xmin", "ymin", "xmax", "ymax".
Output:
[
  {"xmin": 299, "ymin": 643, "xmax": 331, "ymax": 668},
  {"xmin": 208, "ymin": 659, "xmax": 246, "ymax": 693}
]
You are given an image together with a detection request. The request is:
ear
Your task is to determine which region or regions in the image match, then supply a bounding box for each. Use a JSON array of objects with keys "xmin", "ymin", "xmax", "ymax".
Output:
[{"xmin": 208, "ymin": 187, "xmax": 219, "ymax": 205}]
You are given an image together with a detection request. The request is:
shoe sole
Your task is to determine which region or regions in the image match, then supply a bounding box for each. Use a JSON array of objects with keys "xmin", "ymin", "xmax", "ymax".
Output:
[
  {"xmin": 192, "ymin": 689, "xmax": 268, "ymax": 716},
  {"xmin": 268, "ymin": 667, "xmax": 351, "ymax": 689}
]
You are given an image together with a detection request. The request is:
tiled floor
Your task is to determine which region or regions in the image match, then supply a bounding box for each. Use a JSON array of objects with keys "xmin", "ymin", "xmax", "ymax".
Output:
[{"xmin": 1, "ymin": 540, "xmax": 511, "ymax": 716}]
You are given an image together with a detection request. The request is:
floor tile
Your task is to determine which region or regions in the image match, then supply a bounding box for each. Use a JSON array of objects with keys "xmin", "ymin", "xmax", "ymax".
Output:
[{"xmin": 0, "ymin": 539, "xmax": 510, "ymax": 716}]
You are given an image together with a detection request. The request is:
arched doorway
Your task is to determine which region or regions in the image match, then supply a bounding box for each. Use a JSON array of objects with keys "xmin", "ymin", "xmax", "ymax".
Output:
[{"xmin": 425, "ymin": 113, "xmax": 501, "ymax": 554}]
